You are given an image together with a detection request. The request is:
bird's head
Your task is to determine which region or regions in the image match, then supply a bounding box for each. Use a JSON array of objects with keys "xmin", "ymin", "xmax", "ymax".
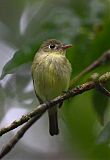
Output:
[{"xmin": 39, "ymin": 39, "xmax": 72, "ymax": 55}]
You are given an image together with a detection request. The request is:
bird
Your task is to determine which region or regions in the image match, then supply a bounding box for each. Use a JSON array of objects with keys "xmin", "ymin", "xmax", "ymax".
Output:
[{"xmin": 32, "ymin": 39, "xmax": 72, "ymax": 136}]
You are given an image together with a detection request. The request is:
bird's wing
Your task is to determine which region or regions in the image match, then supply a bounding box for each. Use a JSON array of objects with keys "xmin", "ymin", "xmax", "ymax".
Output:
[{"xmin": 31, "ymin": 72, "xmax": 43, "ymax": 104}]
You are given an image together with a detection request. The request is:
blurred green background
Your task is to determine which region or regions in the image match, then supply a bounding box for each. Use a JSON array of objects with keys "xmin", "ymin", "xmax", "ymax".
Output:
[{"xmin": 0, "ymin": 0, "xmax": 110, "ymax": 159}]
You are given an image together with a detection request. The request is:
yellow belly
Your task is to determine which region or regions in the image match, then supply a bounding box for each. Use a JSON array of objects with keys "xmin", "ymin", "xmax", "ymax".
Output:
[{"xmin": 32, "ymin": 53, "xmax": 71, "ymax": 101}]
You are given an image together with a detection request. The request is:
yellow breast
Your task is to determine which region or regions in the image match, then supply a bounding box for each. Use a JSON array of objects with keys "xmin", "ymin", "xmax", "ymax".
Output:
[{"xmin": 32, "ymin": 53, "xmax": 72, "ymax": 101}]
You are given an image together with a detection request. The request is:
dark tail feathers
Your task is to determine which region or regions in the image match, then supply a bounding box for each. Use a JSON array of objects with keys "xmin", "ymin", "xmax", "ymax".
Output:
[{"xmin": 48, "ymin": 108, "xmax": 59, "ymax": 136}]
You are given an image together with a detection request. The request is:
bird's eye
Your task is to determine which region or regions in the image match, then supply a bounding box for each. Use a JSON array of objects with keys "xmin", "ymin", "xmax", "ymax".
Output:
[{"xmin": 49, "ymin": 44, "xmax": 56, "ymax": 49}]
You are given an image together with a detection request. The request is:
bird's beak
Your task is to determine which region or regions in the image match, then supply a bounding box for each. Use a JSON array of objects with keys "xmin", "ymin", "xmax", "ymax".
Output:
[{"xmin": 61, "ymin": 44, "xmax": 72, "ymax": 50}]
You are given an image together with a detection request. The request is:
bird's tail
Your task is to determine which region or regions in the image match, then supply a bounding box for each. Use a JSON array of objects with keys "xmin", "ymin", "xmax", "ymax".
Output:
[{"xmin": 48, "ymin": 106, "xmax": 59, "ymax": 136}]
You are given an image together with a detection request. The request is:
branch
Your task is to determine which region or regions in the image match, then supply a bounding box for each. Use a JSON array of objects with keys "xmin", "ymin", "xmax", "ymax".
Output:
[{"xmin": 0, "ymin": 72, "xmax": 110, "ymax": 137}]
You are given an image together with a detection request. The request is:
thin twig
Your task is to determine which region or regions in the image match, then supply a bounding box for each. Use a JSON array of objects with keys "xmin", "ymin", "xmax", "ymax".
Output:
[
  {"xmin": 95, "ymin": 82, "xmax": 110, "ymax": 97},
  {"xmin": 70, "ymin": 50, "xmax": 110, "ymax": 88}
]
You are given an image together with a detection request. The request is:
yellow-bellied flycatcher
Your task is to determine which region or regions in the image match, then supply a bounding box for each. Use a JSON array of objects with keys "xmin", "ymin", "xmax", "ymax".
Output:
[{"xmin": 32, "ymin": 39, "xmax": 72, "ymax": 136}]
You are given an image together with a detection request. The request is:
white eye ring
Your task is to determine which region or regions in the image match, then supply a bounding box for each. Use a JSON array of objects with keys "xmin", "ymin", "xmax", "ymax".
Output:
[{"xmin": 49, "ymin": 44, "xmax": 56, "ymax": 49}]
